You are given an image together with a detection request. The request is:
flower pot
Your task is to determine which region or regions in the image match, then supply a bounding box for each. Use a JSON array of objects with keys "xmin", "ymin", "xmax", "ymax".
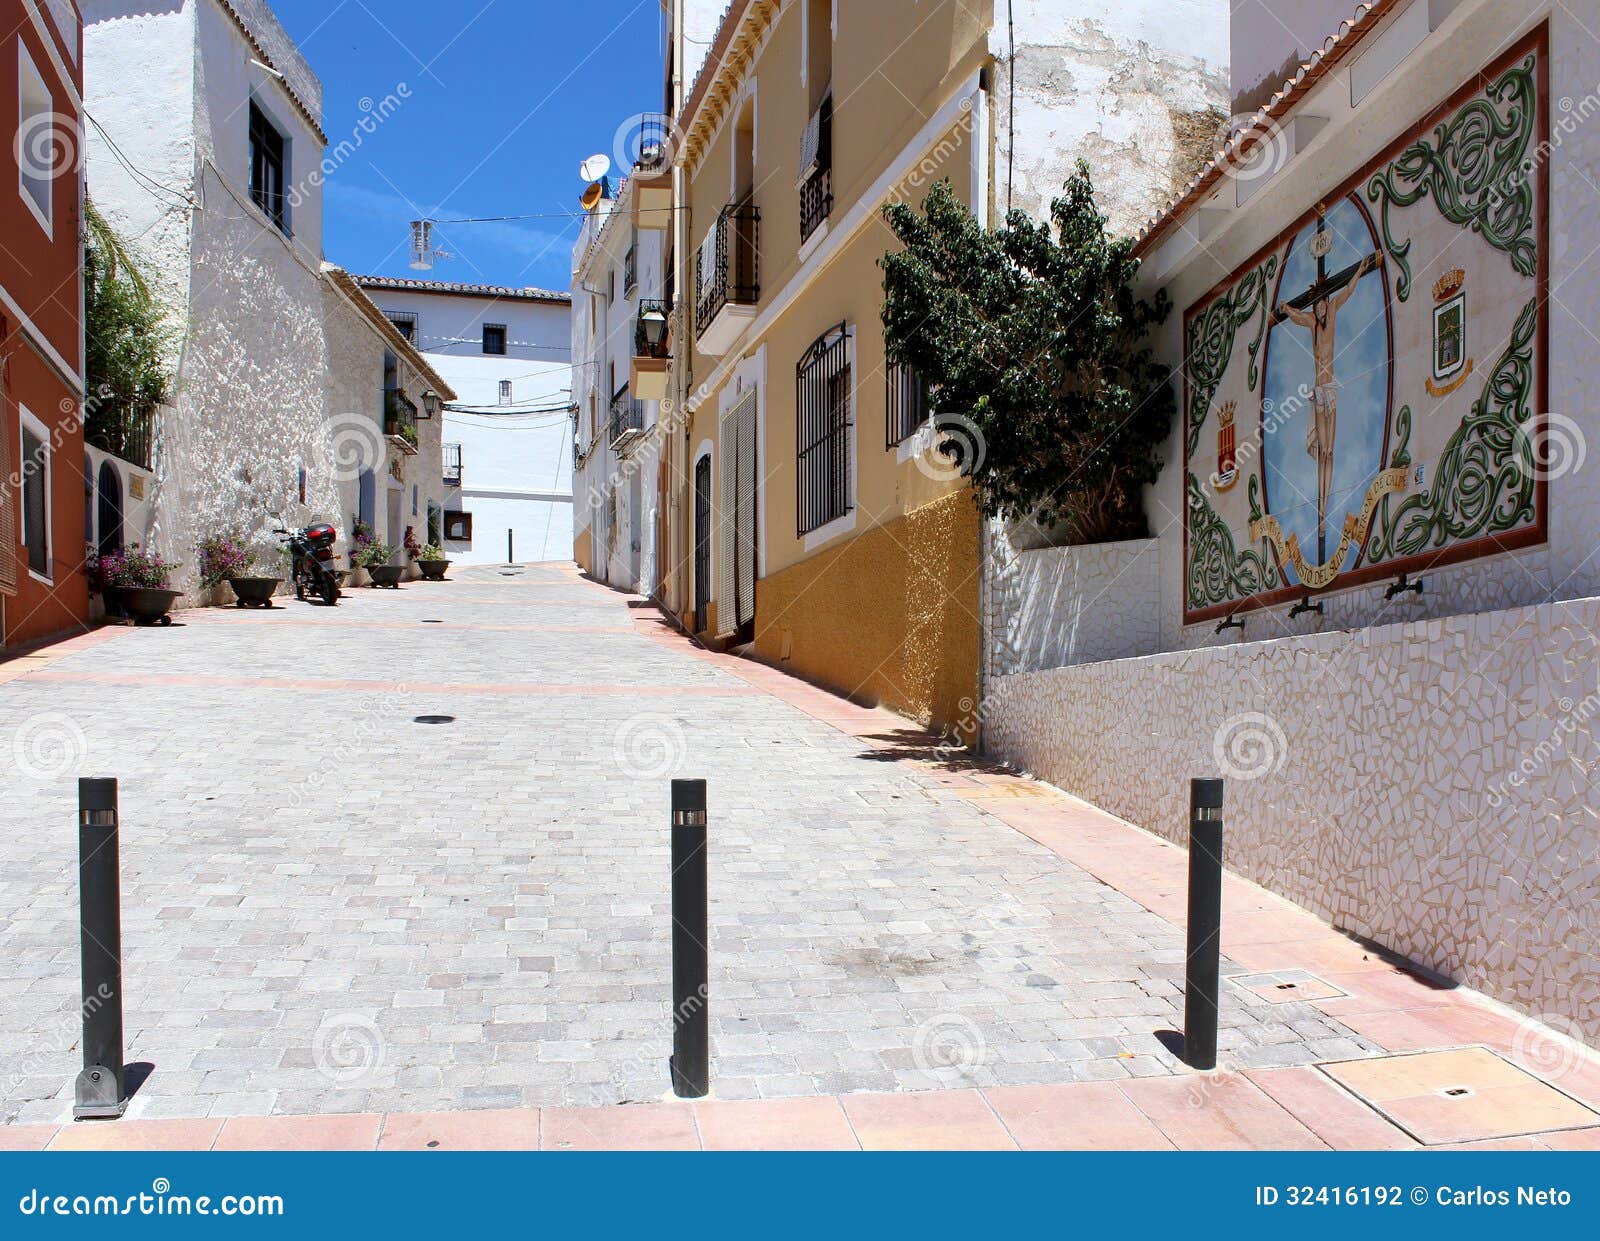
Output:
[
  {"xmin": 369, "ymin": 565, "xmax": 406, "ymax": 589},
  {"xmin": 418, "ymin": 559, "xmax": 451, "ymax": 581},
  {"xmin": 116, "ymin": 587, "xmax": 181, "ymax": 626},
  {"xmin": 347, "ymin": 566, "xmax": 371, "ymax": 589},
  {"xmin": 229, "ymin": 577, "xmax": 282, "ymax": 608}
]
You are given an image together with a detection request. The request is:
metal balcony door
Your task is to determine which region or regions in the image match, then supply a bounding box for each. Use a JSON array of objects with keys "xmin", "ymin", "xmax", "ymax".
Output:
[{"xmin": 716, "ymin": 390, "xmax": 758, "ymax": 637}]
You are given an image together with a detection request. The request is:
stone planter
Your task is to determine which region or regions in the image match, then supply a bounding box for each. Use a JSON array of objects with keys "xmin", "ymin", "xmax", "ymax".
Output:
[
  {"xmin": 228, "ymin": 577, "xmax": 282, "ymax": 608},
  {"xmin": 110, "ymin": 586, "xmax": 181, "ymax": 626},
  {"xmin": 418, "ymin": 559, "xmax": 451, "ymax": 581},
  {"xmin": 368, "ymin": 565, "xmax": 406, "ymax": 589}
]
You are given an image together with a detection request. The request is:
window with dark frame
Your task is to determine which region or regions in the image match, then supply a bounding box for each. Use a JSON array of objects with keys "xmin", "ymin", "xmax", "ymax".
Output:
[
  {"xmin": 444, "ymin": 511, "xmax": 473, "ymax": 542},
  {"xmin": 248, "ymin": 102, "xmax": 288, "ymax": 233},
  {"xmin": 796, "ymin": 324, "xmax": 853, "ymax": 536},
  {"xmin": 886, "ymin": 361, "xmax": 929, "ymax": 448},
  {"xmin": 482, "ymin": 324, "xmax": 507, "ymax": 355},
  {"xmin": 387, "ymin": 312, "xmax": 418, "ymax": 342}
]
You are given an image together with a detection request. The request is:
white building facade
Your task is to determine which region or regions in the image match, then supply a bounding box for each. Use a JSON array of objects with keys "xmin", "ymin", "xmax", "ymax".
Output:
[
  {"xmin": 354, "ymin": 278, "xmax": 575, "ymax": 567},
  {"xmin": 571, "ymin": 175, "xmax": 668, "ymax": 596},
  {"xmin": 83, "ymin": 0, "xmax": 344, "ymax": 589}
]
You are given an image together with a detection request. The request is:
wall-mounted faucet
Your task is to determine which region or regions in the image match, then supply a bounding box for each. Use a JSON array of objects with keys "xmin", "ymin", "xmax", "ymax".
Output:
[
  {"xmin": 1384, "ymin": 574, "xmax": 1425, "ymax": 601},
  {"xmin": 1289, "ymin": 596, "xmax": 1323, "ymax": 620}
]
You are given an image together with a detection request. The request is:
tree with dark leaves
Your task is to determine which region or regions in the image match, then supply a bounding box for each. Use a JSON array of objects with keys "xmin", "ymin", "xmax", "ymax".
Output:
[{"xmin": 880, "ymin": 161, "xmax": 1175, "ymax": 545}]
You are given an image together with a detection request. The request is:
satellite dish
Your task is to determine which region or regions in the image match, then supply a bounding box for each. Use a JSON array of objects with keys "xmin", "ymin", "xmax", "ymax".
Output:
[
  {"xmin": 579, "ymin": 153, "xmax": 611, "ymax": 183},
  {"xmin": 580, "ymin": 182, "xmax": 604, "ymax": 212}
]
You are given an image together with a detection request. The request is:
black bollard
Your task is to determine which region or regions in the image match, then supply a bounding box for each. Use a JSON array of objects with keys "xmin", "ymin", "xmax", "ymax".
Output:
[
  {"xmin": 669, "ymin": 779, "xmax": 709, "ymax": 1098},
  {"xmin": 74, "ymin": 778, "xmax": 127, "ymax": 1119},
  {"xmin": 1183, "ymin": 777, "xmax": 1225, "ymax": 1071},
  {"xmin": 507, "ymin": 529, "xmax": 514, "ymax": 566}
]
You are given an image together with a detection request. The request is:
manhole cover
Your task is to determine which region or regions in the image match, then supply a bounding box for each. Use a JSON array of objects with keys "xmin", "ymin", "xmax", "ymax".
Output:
[
  {"xmin": 413, "ymin": 715, "xmax": 455, "ymax": 725},
  {"xmin": 1320, "ymin": 1047, "xmax": 1600, "ymax": 1145}
]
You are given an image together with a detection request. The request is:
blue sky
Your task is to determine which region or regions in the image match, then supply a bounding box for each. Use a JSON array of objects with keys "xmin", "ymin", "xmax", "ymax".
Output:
[{"xmin": 271, "ymin": 0, "xmax": 667, "ymax": 292}]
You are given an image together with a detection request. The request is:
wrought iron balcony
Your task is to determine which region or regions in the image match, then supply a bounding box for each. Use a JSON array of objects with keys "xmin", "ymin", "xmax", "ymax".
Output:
[
  {"xmin": 631, "ymin": 113, "xmax": 672, "ymax": 172},
  {"xmin": 384, "ymin": 389, "xmax": 419, "ymax": 453},
  {"xmin": 799, "ymin": 94, "xmax": 833, "ymax": 244},
  {"xmin": 695, "ymin": 201, "xmax": 760, "ymax": 354},
  {"xmin": 609, "ymin": 386, "xmax": 646, "ymax": 450},
  {"xmin": 443, "ymin": 442, "xmax": 462, "ymax": 487}
]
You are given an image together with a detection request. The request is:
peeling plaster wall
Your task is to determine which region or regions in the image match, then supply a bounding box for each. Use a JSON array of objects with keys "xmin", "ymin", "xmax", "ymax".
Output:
[{"xmin": 990, "ymin": 0, "xmax": 1230, "ymax": 235}]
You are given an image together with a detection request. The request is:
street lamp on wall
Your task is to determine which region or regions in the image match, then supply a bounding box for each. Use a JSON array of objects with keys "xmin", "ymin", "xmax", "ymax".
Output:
[
  {"xmin": 640, "ymin": 306, "xmax": 668, "ymax": 349},
  {"xmin": 420, "ymin": 389, "xmax": 442, "ymax": 419}
]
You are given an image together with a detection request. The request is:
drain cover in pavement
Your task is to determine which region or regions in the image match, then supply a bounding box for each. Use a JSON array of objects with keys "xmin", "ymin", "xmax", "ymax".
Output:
[
  {"xmin": 1320, "ymin": 1047, "xmax": 1600, "ymax": 1145},
  {"xmin": 1230, "ymin": 970, "xmax": 1347, "ymax": 1004}
]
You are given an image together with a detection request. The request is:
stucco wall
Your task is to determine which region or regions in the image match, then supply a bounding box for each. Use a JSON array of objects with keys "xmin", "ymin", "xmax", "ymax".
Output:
[
  {"xmin": 985, "ymin": 594, "xmax": 1600, "ymax": 1045},
  {"xmin": 150, "ymin": 164, "xmax": 337, "ymax": 592},
  {"xmin": 755, "ymin": 489, "xmax": 981, "ymax": 741}
]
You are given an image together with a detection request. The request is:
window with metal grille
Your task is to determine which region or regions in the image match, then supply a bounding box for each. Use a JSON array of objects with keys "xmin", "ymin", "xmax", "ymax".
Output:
[
  {"xmin": 387, "ymin": 312, "xmax": 418, "ymax": 342},
  {"xmin": 796, "ymin": 324, "xmax": 852, "ymax": 536},
  {"xmin": 499, "ymin": 379, "xmax": 513, "ymax": 406},
  {"xmin": 482, "ymin": 324, "xmax": 507, "ymax": 355},
  {"xmin": 248, "ymin": 103, "xmax": 288, "ymax": 233},
  {"xmin": 886, "ymin": 361, "xmax": 928, "ymax": 448},
  {"xmin": 443, "ymin": 443, "xmax": 462, "ymax": 486}
]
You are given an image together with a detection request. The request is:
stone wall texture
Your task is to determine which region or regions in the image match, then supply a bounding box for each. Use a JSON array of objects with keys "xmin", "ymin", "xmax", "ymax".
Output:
[{"xmin": 984, "ymin": 595, "xmax": 1600, "ymax": 1044}]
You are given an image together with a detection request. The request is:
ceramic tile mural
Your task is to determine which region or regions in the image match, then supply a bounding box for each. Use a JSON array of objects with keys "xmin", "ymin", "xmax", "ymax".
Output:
[
  {"xmin": 984, "ymin": 595, "xmax": 1600, "ymax": 1044},
  {"xmin": 1183, "ymin": 28, "xmax": 1549, "ymax": 624}
]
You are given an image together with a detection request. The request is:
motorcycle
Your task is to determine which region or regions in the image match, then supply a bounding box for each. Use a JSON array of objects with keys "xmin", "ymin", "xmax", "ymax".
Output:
[{"xmin": 277, "ymin": 522, "xmax": 342, "ymax": 606}]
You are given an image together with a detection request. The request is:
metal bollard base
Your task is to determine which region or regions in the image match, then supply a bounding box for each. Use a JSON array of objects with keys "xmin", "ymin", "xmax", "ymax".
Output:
[{"xmin": 73, "ymin": 1065, "xmax": 127, "ymax": 1120}]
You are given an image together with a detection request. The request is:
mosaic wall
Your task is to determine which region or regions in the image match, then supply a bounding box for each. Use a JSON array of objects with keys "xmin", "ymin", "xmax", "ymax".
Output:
[
  {"xmin": 984, "ymin": 595, "xmax": 1600, "ymax": 1045},
  {"xmin": 1183, "ymin": 30, "xmax": 1549, "ymax": 624},
  {"xmin": 984, "ymin": 532, "xmax": 1161, "ymax": 679}
]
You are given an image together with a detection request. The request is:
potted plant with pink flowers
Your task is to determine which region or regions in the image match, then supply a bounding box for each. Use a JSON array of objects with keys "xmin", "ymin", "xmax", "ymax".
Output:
[{"xmin": 91, "ymin": 544, "xmax": 181, "ymax": 625}]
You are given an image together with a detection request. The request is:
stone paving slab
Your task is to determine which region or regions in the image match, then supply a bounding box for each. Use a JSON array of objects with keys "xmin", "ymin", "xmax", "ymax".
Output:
[{"xmin": 0, "ymin": 563, "xmax": 1576, "ymax": 1132}]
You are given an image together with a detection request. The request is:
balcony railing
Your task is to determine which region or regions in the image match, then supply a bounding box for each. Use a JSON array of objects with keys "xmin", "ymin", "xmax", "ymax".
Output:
[
  {"xmin": 695, "ymin": 201, "xmax": 760, "ymax": 336},
  {"xmin": 85, "ymin": 404, "xmax": 155, "ymax": 471},
  {"xmin": 609, "ymin": 387, "xmax": 645, "ymax": 449},
  {"xmin": 630, "ymin": 113, "xmax": 672, "ymax": 172},
  {"xmin": 443, "ymin": 442, "xmax": 462, "ymax": 487},
  {"xmin": 384, "ymin": 389, "xmax": 418, "ymax": 451},
  {"xmin": 634, "ymin": 298, "xmax": 672, "ymax": 359},
  {"xmin": 799, "ymin": 94, "xmax": 833, "ymax": 244}
]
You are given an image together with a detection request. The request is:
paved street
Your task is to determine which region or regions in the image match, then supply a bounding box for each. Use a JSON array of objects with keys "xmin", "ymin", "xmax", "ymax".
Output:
[{"xmin": 1, "ymin": 565, "xmax": 1380, "ymax": 1123}]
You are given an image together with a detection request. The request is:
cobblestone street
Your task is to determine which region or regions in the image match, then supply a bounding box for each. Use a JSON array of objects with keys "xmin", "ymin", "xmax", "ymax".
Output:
[{"xmin": 2, "ymin": 565, "xmax": 1387, "ymax": 1123}]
